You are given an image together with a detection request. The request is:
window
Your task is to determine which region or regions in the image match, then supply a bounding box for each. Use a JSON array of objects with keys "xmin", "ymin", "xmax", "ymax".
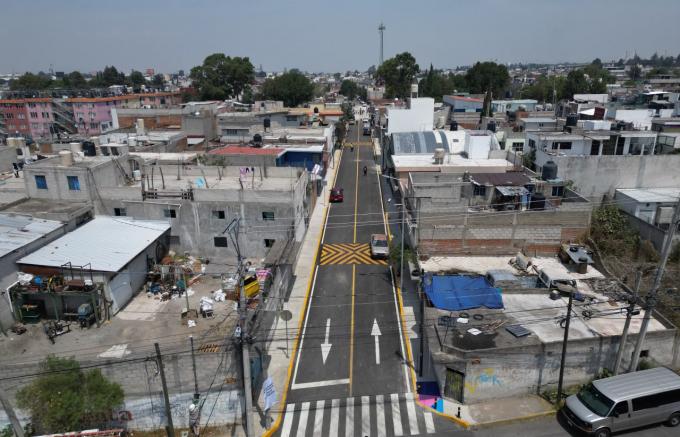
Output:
[
  {"xmin": 552, "ymin": 141, "xmax": 572, "ymax": 150},
  {"xmin": 35, "ymin": 175, "xmax": 48, "ymax": 190},
  {"xmin": 29, "ymin": 112, "xmax": 38, "ymax": 118},
  {"xmin": 67, "ymin": 176, "xmax": 80, "ymax": 191},
  {"xmin": 528, "ymin": 139, "xmax": 536, "ymax": 149},
  {"xmin": 286, "ymin": 115, "xmax": 298, "ymax": 122},
  {"xmin": 17, "ymin": 113, "xmax": 25, "ymax": 119},
  {"xmin": 511, "ymin": 142, "xmax": 524, "ymax": 152},
  {"xmin": 114, "ymin": 207, "xmax": 127, "ymax": 216},
  {"xmin": 164, "ymin": 209, "xmax": 177, "ymax": 218},
  {"xmin": 90, "ymin": 122, "xmax": 98, "ymax": 129},
  {"xmin": 212, "ymin": 210, "xmax": 226, "ymax": 219},
  {"xmin": 551, "ymin": 186, "xmax": 564, "ymax": 197},
  {"xmin": 223, "ymin": 129, "xmax": 239, "ymax": 135},
  {"xmin": 169, "ymin": 235, "xmax": 180, "ymax": 245},
  {"xmin": 473, "ymin": 184, "xmax": 487, "ymax": 197},
  {"xmin": 214, "ymin": 236, "xmax": 228, "ymax": 247},
  {"xmin": 262, "ymin": 211, "xmax": 275, "ymax": 221},
  {"xmin": 633, "ymin": 389, "xmax": 680, "ymax": 411},
  {"xmin": 611, "ymin": 401, "xmax": 628, "ymax": 416},
  {"xmin": 264, "ymin": 239, "xmax": 275, "ymax": 248}
]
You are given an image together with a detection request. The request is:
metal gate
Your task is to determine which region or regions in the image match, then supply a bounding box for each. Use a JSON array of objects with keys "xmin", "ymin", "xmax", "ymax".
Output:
[{"xmin": 444, "ymin": 367, "xmax": 465, "ymax": 403}]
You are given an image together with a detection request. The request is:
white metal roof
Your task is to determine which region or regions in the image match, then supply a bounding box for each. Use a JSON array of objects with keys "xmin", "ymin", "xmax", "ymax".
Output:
[
  {"xmin": 616, "ymin": 188, "xmax": 680, "ymax": 203},
  {"xmin": 18, "ymin": 216, "xmax": 170, "ymax": 272},
  {"xmin": 0, "ymin": 214, "xmax": 65, "ymax": 259}
]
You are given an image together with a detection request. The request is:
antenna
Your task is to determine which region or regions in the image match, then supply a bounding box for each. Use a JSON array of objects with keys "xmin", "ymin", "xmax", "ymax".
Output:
[{"xmin": 378, "ymin": 22, "xmax": 386, "ymax": 66}]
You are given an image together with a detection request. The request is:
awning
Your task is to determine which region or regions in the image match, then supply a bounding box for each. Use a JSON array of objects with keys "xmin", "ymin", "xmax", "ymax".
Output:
[{"xmin": 423, "ymin": 274, "xmax": 503, "ymax": 311}]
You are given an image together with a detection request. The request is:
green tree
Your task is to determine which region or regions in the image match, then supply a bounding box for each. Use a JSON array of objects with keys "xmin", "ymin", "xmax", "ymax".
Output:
[
  {"xmin": 16, "ymin": 356, "xmax": 124, "ymax": 434},
  {"xmin": 127, "ymin": 70, "xmax": 146, "ymax": 92},
  {"xmin": 65, "ymin": 71, "xmax": 87, "ymax": 88},
  {"xmin": 102, "ymin": 66, "xmax": 125, "ymax": 86},
  {"xmin": 152, "ymin": 73, "xmax": 165, "ymax": 88},
  {"xmin": 340, "ymin": 79, "xmax": 367, "ymax": 100},
  {"xmin": 628, "ymin": 64, "xmax": 642, "ymax": 81},
  {"xmin": 418, "ymin": 64, "xmax": 457, "ymax": 101},
  {"xmin": 375, "ymin": 52, "xmax": 419, "ymax": 99},
  {"xmin": 464, "ymin": 61, "xmax": 510, "ymax": 97},
  {"xmin": 259, "ymin": 70, "xmax": 314, "ymax": 107},
  {"xmin": 190, "ymin": 53, "xmax": 255, "ymax": 101},
  {"xmin": 9, "ymin": 72, "xmax": 52, "ymax": 90}
]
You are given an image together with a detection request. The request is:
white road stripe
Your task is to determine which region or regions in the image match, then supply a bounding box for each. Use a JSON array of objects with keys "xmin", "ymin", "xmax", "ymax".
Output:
[
  {"xmin": 424, "ymin": 411, "xmax": 436, "ymax": 434},
  {"xmin": 296, "ymin": 402, "xmax": 310, "ymax": 437},
  {"xmin": 389, "ymin": 268, "xmax": 411, "ymax": 392},
  {"xmin": 291, "ymin": 378, "xmax": 350, "ymax": 390},
  {"xmin": 329, "ymin": 398, "xmax": 339, "ymax": 437},
  {"xmin": 313, "ymin": 400, "xmax": 325, "ymax": 435},
  {"xmin": 361, "ymin": 396, "xmax": 371, "ymax": 437},
  {"xmin": 375, "ymin": 394, "xmax": 386, "ymax": 437},
  {"xmin": 281, "ymin": 404, "xmax": 295, "ymax": 437},
  {"xmin": 390, "ymin": 393, "xmax": 403, "ymax": 436},
  {"xmin": 346, "ymin": 397, "xmax": 354, "ymax": 437},
  {"xmin": 405, "ymin": 398, "xmax": 419, "ymax": 435}
]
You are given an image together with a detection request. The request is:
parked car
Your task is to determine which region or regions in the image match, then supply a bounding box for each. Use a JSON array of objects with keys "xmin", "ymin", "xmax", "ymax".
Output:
[
  {"xmin": 561, "ymin": 367, "xmax": 680, "ymax": 437},
  {"xmin": 370, "ymin": 234, "xmax": 389, "ymax": 259},
  {"xmin": 329, "ymin": 187, "xmax": 344, "ymax": 202}
]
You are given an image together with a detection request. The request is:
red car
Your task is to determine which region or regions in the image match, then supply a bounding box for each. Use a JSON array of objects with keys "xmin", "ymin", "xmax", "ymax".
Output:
[{"xmin": 329, "ymin": 187, "xmax": 344, "ymax": 202}]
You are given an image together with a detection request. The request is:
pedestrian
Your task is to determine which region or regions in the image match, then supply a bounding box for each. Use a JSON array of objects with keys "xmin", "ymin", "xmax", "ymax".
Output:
[
  {"xmin": 350, "ymin": 144, "xmax": 354, "ymax": 152},
  {"xmin": 189, "ymin": 403, "xmax": 200, "ymax": 437},
  {"xmin": 363, "ymin": 165, "xmax": 367, "ymax": 176}
]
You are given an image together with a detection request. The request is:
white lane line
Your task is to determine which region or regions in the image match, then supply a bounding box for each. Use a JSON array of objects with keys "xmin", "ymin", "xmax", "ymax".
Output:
[
  {"xmin": 390, "ymin": 394, "xmax": 403, "ymax": 436},
  {"xmin": 361, "ymin": 396, "xmax": 371, "ymax": 437},
  {"xmin": 291, "ymin": 266, "xmax": 319, "ymax": 386},
  {"xmin": 280, "ymin": 404, "xmax": 295, "ymax": 437},
  {"xmin": 346, "ymin": 397, "xmax": 354, "ymax": 437},
  {"xmin": 329, "ymin": 398, "xmax": 339, "ymax": 437},
  {"xmin": 291, "ymin": 378, "xmax": 350, "ymax": 390},
  {"xmin": 296, "ymin": 402, "xmax": 310, "ymax": 437},
  {"xmin": 390, "ymin": 266, "xmax": 411, "ymax": 393},
  {"xmin": 405, "ymin": 397, "xmax": 419, "ymax": 436},
  {"xmin": 313, "ymin": 400, "xmax": 325, "ymax": 435},
  {"xmin": 375, "ymin": 394, "xmax": 386, "ymax": 437},
  {"xmin": 424, "ymin": 411, "xmax": 436, "ymax": 434}
]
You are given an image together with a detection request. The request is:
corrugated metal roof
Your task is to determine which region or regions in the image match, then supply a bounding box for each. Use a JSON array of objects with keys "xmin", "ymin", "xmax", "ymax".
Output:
[
  {"xmin": 392, "ymin": 130, "xmax": 449, "ymax": 154},
  {"xmin": 616, "ymin": 188, "xmax": 680, "ymax": 203},
  {"xmin": 0, "ymin": 214, "xmax": 65, "ymax": 259},
  {"xmin": 17, "ymin": 216, "xmax": 170, "ymax": 272}
]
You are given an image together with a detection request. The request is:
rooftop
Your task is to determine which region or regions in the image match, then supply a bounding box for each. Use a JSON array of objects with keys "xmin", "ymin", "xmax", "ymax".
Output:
[
  {"xmin": 519, "ymin": 117, "xmax": 557, "ymax": 123},
  {"xmin": 470, "ymin": 172, "xmax": 532, "ymax": 186},
  {"xmin": 209, "ymin": 145, "xmax": 285, "ymax": 157},
  {"xmin": 392, "ymin": 155, "xmax": 513, "ymax": 171},
  {"xmin": 0, "ymin": 214, "xmax": 65, "ymax": 259},
  {"xmin": 616, "ymin": 187, "xmax": 680, "ymax": 203},
  {"xmin": 18, "ymin": 216, "xmax": 170, "ymax": 272}
]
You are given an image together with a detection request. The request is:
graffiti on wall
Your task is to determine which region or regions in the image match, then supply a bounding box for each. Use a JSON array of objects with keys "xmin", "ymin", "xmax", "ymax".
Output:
[{"xmin": 465, "ymin": 368, "xmax": 502, "ymax": 395}]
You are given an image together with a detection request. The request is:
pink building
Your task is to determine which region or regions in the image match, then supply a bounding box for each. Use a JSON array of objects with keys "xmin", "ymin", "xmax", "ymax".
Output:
[{"xmin": 0, "ymin": 98, "xmax": 71, "ymax": 140}]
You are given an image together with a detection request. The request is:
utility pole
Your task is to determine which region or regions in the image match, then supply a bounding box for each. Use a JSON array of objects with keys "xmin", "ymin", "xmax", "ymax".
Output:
[
  {"xmin": 155, "ymin": 342, "xmax": 175, "ymax": 437},
  {"xmin": 556, "ymin": 288, "xmax": 575, "ymax": 403},
  {"xmin": 613, "ymin": 272, "xmax": 641, "ymax": 375},
  {"xmin": 378, "ymin": 23, "xmax": 386, "ymax": 66},
  {"xmin": 0, "ymin": 387, "xmax": 24, "ymax": 437},
  {"xmin": 418, "ymin": 269, "xmax": 425, "ymax": 377},
  {"xmin": 225, "ymin": 218, "xmax": 254, "ymax": 437},
  {"xmin": 629, "ymin": 200, "xmax": 680, "ymax": 372},
  {"xmin": 190, "ymin": 335, "xmax": 199, "ymax": 400}
]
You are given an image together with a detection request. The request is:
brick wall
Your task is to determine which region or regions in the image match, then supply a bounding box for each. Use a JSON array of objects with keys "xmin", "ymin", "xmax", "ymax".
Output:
[{"xmin": 118, "ymin": 115, "xmax": 181, "ymax": 129}]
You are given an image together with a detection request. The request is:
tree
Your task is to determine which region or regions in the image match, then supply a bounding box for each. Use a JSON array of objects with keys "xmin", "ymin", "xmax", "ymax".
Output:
[
  {"xmin": 628, "ymin": 64, "xmax": 642, "ymax": 81},
  {"xmin": 65, "ymin": 71, "xmax": 87, "ymax": 88},
  {"xmin": 375, "ymin": 52, "xmax": 419, "ymax": 99},
  {"xmin": 259, "ymin": 70, "xmax": 314, "ymax": 107},
  {"xmin": 464, "ymin": 62, "xmax": 510, "ymax": 97},
  {"xmin": 190, "ymin": 53, "xmax": 255, "ymax": 101},
  {"xmin": 9, "ymin": 72, "xmax": 52, "ymax": 90},
  {"xmin": 367, "ymin": 65, "xmax": 376, "ymax": 76},
  {"xmin": 16, "ymin": 356, "xmax": 124, "ymax": 434},
  {"xmin": 339, "ymin": 80, "xmax": 365, "ymax": 100},
  {"xmin": 418, "ymin": 64, "xmax": 458, "ymax": 101},
  {"xmin": 127, "ymin": 70, "xmax": 146, "ymax": 92},
  {"xmin": 102, "ymin": 66, "xmax": 125, "ymax": 86},
  {"xmin": 152, "ymin": 73, "xmax": 165, "ymax": 88}
]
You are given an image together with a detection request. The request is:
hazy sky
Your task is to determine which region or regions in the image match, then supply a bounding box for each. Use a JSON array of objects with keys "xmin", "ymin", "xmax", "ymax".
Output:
[{"xmin": 2, "ymin": 0, "xmax": 679, "ymax": 74}]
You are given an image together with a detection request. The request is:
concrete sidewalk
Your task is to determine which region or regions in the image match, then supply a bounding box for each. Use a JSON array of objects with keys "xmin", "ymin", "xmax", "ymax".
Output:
[{"xmin": 253, "ymin": 149, "xmax": 343, "ymax": 436}]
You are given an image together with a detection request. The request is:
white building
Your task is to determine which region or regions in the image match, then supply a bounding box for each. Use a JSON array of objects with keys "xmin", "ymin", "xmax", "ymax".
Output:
[{"xmin": 386, "ymin": 97, "xmax": 435, "ymax": 135}]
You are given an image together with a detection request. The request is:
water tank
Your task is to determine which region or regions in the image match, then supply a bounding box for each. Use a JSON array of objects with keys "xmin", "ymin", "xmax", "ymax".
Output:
[
  {"xmin": 566, "ymin": 114, "xmax": 578, "ymax": 127},
  {"xmin": 486, "ymin": 120, "xmax": 497, "ymax": 132},
  {"xmin": 69, "ymin": 142, "xmax": 82, "ymax": 154},
  {"xmin": 136, "ymin": 118, "xmax": 146, "ymax": 135},
  {"xmin": 541, "ymin": 160, "xmax": 558, "ymax": 181},
  {"xmin": 263, "ymin": 118, "xmax": 271, "ymax": 130},
  {"xmin": 450, "ymin": 121, "xmax": 458, "ymax": 131},
  {"xmin": 529, "ymin": 193, "xmax": 546, "ymax": 210},
  {"xmin": 133, "ymin": 169, "xmax": 142, "ymax": 181},
  {"xmin": 253, "ymin": 133, "xmax": 262, "ymax": 145},
  {"xmin": 59, "ymin": 150, "xmax": 73, "ymax": 166},
  {"xmin": 433, "ymin": 148, "xmax": 446, "ymax": 164}
]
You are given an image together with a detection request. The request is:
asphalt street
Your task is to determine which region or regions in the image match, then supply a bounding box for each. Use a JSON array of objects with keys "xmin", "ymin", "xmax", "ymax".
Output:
[{"xmin": 275, "ymin": 124, "xmax": 463, "ymax": 436}]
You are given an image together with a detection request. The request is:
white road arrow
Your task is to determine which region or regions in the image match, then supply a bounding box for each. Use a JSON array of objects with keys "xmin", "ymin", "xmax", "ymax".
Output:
[
  {"xmin": 321, "ymin": 318, "xmax": 332, "ymax": 364},
  {"xmin": 371, "ymin": 318, "xmax": 382, "ymax": 364}
]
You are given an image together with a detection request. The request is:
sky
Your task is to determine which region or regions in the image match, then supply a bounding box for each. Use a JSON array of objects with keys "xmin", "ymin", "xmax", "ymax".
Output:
[{"xmin": 1, "ymin": 0, "xmax": 679, "ymax": 74}]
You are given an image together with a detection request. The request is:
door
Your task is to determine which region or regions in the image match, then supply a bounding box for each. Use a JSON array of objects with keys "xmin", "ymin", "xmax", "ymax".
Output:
[
  {"xmin": 444, "ymin": 368, "xmax": 465, "ymax": 402},
  {"xmin": 609, "ymin": 401, "xmax": 635, "ymax": 432}
]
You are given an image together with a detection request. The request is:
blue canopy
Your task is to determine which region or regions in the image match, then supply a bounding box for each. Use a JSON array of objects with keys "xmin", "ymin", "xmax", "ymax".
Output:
[{"xmin": 423, "ymin": 274, "xmax": 504, "ymax": 311}]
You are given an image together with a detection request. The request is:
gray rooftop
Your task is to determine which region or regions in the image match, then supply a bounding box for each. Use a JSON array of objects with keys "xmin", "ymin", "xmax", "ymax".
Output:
[
  {"xmin": 391, "ymin": 130, "xmax": 450, "ymax": 154},
  {"xmin": 18, "ymin": 216, "xmax": 170, "ymax": 272},
  {"xmin": 0, "ymin": 214, "xmax": 65, "ymax": 259}
]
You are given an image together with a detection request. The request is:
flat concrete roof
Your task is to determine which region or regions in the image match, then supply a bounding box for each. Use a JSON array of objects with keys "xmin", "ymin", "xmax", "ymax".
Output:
[
  {"xmin": 616, "ymin": 188, "xmax": 680, "ymax": 203},
  {"xmin": 393, "ymin": 155, "xmax": 514, "ymax": 170},
  {"xmin": 0, "ymin": 214, "xmax": 65, "ymax": 259}
]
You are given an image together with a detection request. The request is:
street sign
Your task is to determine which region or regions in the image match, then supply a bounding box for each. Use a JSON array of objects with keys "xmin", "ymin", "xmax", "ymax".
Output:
[{"xmin": 263, "ymin": 377, "xmax": 277, "ymax": 411}]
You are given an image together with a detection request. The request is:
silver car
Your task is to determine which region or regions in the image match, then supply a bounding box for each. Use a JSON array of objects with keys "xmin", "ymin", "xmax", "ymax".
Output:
[
  {"xmin": 370, "ymin": 234, "xmax": 389, "ymax": 259},
  {"xmin": 561, "ymin": 367, "xmax": 680, "ymax": 437}
]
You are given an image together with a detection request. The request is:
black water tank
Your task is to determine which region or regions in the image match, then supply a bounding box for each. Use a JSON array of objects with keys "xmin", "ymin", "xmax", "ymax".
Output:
[
  {"xmin": 253, "ymin": 134, "xmax": 262, "ymax": 146},
  {"xmin": 542, "ymin": 160, "xmax": 558, "ymax": 180},
  {"xmin": 263, "ymin": 118, "xmax": 271, "ymax": 129},
  {"xmin": 450, "ymin": 121, "xmax": 458, "ymax": 131},
  {"xmin": 487, "ymin": 120, "xmax": 496, "ymax": 132},
  {"xmin": 566, "ymin": 114, "xmax": 578, "ymax": 127},
  {"xmin": 530, "ymin": 193, "xmax": 546, "ymax": 210},
  {"xmin": 82, "ymin": 141, "xmax": 96, "ymax": 156}
]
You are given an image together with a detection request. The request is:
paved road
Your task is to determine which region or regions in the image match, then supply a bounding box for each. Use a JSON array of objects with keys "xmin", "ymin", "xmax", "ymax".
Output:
[{"xmin": 274, "ymin": 125, "xmax": 462, "ymax": 436}]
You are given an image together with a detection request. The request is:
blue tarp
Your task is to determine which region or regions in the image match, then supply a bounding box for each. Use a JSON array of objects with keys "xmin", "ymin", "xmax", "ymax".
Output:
[{"xmin": 423, "ymin": 274, "xmax": 504, "ymax": 311}]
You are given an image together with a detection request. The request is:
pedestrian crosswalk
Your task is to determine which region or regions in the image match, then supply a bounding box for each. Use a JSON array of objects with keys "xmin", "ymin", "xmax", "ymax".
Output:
[{"xmin": 279, "ymin": 393, "xmax": 436, "ymax": 437}]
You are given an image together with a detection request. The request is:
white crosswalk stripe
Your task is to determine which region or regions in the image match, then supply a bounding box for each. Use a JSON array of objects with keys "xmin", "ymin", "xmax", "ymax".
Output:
[{"xmin": 280, "ymin": 393, "xmax": 436, "ymax": 436}]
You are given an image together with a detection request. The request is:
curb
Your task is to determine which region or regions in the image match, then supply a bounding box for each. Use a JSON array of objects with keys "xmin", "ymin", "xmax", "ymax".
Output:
[{"xmin": 470, "ymin": 409, "xmax": 557, "ymax": 429}]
